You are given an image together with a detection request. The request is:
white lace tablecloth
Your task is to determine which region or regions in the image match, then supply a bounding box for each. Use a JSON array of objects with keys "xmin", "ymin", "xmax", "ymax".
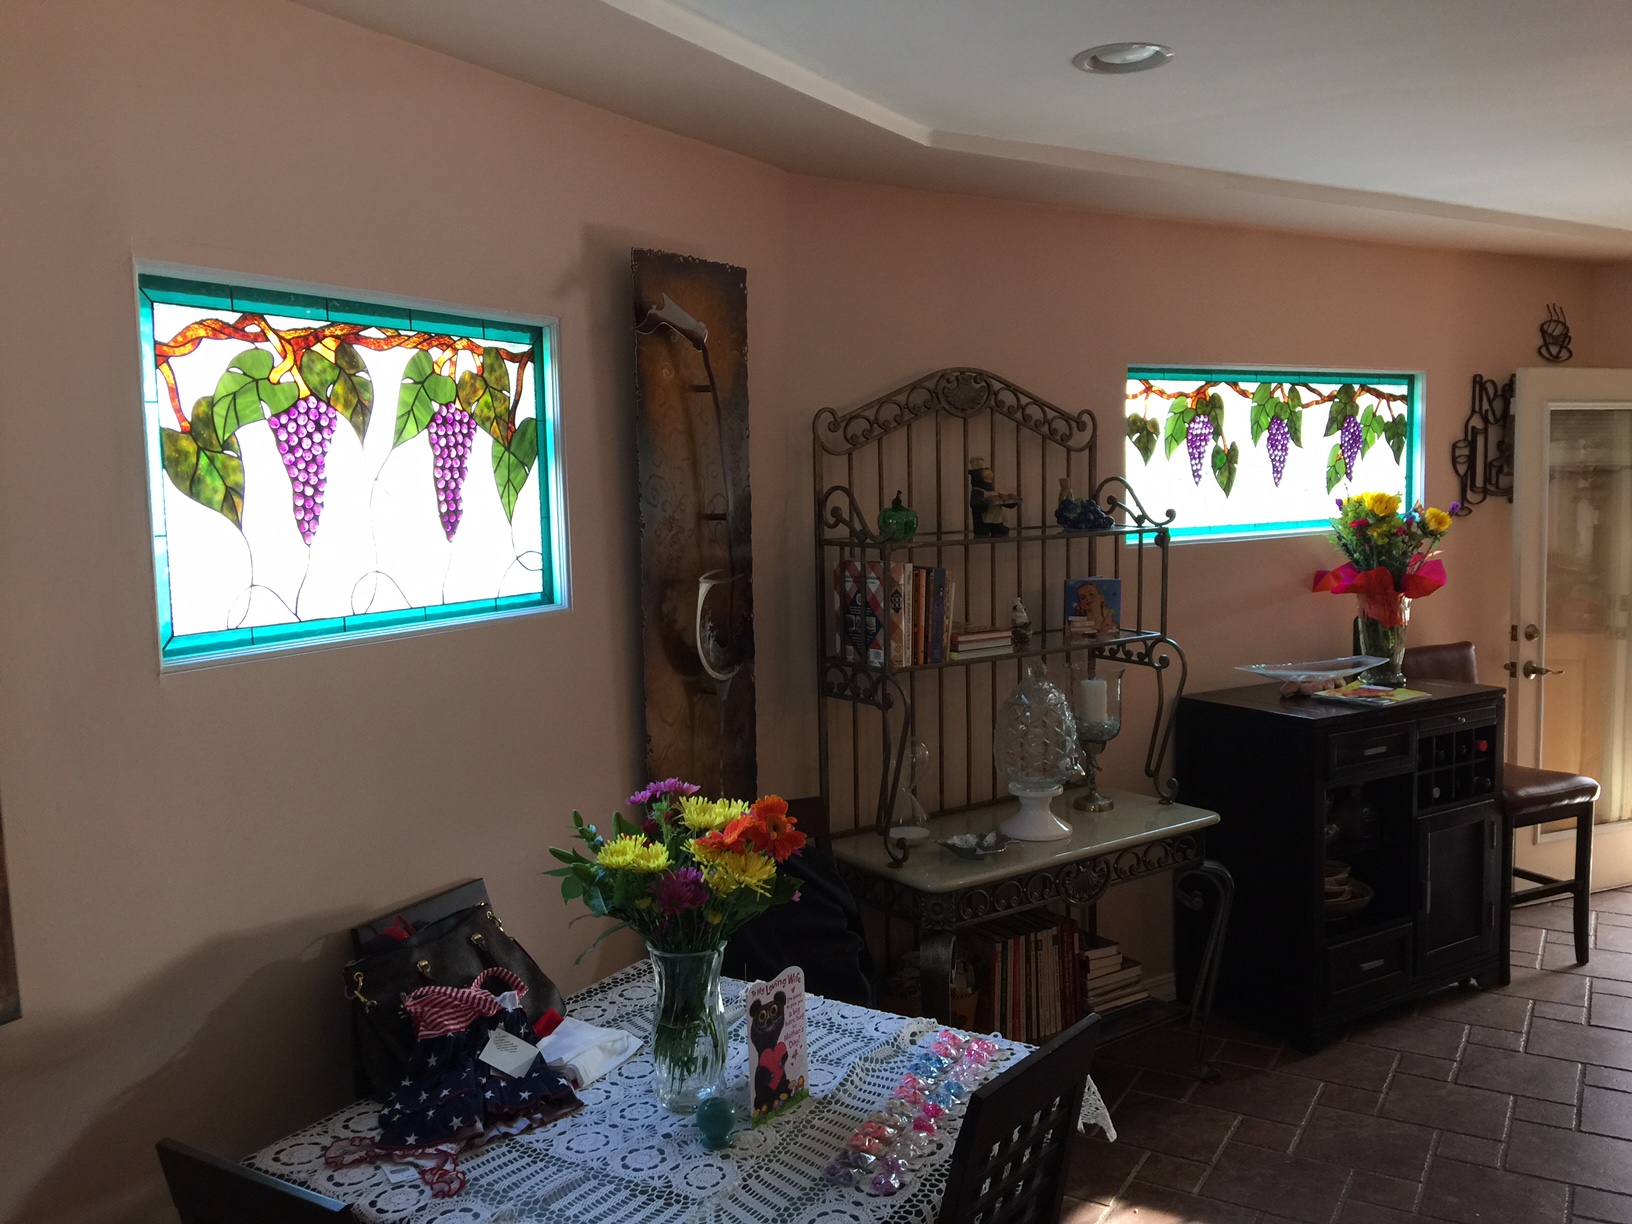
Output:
[{"xmin": 247, "ymin": 963, "xmax": 1113, "ymax": 1224}]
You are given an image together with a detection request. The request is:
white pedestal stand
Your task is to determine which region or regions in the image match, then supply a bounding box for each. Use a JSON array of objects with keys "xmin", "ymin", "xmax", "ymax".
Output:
[{"xmin": 999, "ymin": 783, "xmax": 1072, "ymax": 841}]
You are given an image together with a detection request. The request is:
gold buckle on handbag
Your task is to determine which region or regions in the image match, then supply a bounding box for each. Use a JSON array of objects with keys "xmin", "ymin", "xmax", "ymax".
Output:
[{"xmin": 345, "ymin": 971, "xmax": 374, "ymax": 1011}]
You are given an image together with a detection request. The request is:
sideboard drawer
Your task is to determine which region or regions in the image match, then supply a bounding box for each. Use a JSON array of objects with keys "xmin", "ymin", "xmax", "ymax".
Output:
[
  {"xmin": 1328, "ymin": 923, "xmax": 1412, "ymax": 1003},
  {"xmin": 1329, "ymin": 726, "xmax": 1414, "ymax": 778}
]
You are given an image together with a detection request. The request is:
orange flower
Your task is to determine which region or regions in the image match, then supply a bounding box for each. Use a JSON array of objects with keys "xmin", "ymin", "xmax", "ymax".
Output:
[
  {"xmin": 752, "ymin": 794, "xmax": 806, "ymax": 862},
  {"xmin": 696, "ymin": 817, "xmax": 758, "ymax": 857}
]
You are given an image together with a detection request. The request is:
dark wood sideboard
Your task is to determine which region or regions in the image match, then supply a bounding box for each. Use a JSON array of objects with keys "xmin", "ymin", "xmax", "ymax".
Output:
[{"xmin": 1175, "ymin": 681, "xmax": 1507, "ymax": 1050}]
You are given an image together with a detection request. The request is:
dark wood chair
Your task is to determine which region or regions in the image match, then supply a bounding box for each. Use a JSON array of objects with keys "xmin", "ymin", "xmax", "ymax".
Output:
[
  {"xmin": 937, "ymin": 1013, "xmax": 1102, "ymax": 1224},
  {"xmin": 156, "ymin": 1139, "xmax": 356, "ymax": 1223},
  {"xmin": 1403, "ymin": 641, "xmax": 1596, "ymax": 963}
]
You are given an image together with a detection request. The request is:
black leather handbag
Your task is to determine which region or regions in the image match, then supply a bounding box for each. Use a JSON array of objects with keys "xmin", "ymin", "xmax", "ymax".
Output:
[{"xmin": 343, "ymin": 903, "xmax": 566, "ymax": 1101}]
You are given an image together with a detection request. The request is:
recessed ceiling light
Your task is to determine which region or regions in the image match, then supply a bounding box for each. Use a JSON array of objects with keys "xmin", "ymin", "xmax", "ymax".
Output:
[{"xmin": 1073, "ymin": 43, "xmax": 1173, "ymax": 75}]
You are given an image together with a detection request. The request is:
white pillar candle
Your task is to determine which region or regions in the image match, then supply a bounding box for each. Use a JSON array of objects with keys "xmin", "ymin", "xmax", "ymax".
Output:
[{"xmin": 1078, "ymin": 676, "xmax": 1108, "ymax": 723}]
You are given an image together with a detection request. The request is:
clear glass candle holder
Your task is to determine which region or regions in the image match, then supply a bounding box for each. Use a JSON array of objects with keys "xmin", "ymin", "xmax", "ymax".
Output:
[{"xmin": 1071, "ymin": 662, "xmax": 1123, "ymax": 813}]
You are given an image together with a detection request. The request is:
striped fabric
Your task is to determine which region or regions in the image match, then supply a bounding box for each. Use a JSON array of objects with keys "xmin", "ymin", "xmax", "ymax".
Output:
[{"xmin": 403, "ymin": 967, "xmax": 527, "ymax": 1040}]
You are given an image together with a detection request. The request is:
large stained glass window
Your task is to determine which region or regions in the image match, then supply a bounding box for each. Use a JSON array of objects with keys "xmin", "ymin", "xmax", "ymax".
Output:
[
  {"xmin": 139, "ymin": 274, "xmax": 563, "ymax": 666},
  {"xmin": 1124, "ymin": 368, "xmax": 1421, "ymax": 542}
]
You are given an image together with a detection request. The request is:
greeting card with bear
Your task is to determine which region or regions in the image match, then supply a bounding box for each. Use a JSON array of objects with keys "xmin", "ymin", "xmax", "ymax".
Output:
[{"xmin": 746, "ymin": 966, "xmax": 809, "ymax": 1124}]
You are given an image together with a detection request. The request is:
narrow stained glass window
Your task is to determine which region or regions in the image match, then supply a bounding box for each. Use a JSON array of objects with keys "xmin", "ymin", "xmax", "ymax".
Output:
[
  {"xmin": 1124, "ymin": 368, "xmax": 1422, "ymax": 542},
  {"xmin": 139, "ymin": 274, "xmax": 564, "ymax": 666}
]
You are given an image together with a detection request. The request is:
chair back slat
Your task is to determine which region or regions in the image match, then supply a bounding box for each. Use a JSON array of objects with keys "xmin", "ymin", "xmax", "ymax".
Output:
[{"xmin": 938, "ymin": 1013, "xmax": 1102, "ymax": 1224}]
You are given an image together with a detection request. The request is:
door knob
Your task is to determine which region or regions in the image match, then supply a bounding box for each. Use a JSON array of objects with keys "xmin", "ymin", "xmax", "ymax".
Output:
[{"xmin": 1521, "ymin": 660, "xmax": 1562, "ymax": 679}]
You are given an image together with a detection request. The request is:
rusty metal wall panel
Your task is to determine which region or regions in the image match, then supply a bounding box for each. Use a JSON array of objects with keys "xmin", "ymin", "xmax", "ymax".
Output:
[{"xmin": 632, "ymin": 251, "xmax": 756, "ymax": 799}]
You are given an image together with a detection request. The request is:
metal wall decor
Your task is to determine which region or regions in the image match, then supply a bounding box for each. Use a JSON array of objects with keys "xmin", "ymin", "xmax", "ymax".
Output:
[
  {"xmin": 813, "ymin": 368, "xmax": 1187, "ymax": 859},
  {"xmin": 1539, "ymin": 304, "xmax": 1573, "ymax": 364},
  {"xmin": 1451, "ymin": 374, "xmax": 1515, "ymax": 516},
  {"xmin": 632, "ymin": 251, "xmax": 756, "ymax": 799}
]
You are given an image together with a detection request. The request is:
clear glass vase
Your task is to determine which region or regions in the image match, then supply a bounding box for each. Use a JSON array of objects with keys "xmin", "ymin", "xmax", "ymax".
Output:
[
  {"xmin": 1356, "ymin": 593, "xmax": 1411, "ymax": 687},
  {"xmin": 646, "ymin": 945, "xmax": 728, "ymax": 1113}
]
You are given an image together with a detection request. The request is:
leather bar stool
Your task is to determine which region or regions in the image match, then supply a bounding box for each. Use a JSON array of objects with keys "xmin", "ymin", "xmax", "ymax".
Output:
[{"xmin": 1402, "ymin": 641, "xmax": 1596, "ymax": 964}]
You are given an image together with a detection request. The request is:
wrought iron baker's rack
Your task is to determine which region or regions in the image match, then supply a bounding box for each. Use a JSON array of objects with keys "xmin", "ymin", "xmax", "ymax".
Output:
[{"xmin": 813, "ymin": 368, "xmax": 1187, "ymax": 862}]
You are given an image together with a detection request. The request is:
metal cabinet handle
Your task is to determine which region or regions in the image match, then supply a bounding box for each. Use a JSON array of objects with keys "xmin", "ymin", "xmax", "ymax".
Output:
[{"xmin": 1359, "ymin": 958, "xmax": 1386, "ymax": 972}]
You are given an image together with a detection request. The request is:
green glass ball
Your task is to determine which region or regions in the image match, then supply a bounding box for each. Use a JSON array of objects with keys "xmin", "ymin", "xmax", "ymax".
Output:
[{"xmin": 695, "ymin": 1095, "xmax": 736, "ymax": 1149}]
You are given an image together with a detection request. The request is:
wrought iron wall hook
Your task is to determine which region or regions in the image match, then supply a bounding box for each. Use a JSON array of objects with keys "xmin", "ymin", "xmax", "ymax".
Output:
[{"xmin": 1451, "ymin": 374, "xmax": 1514, "ymax": 515}]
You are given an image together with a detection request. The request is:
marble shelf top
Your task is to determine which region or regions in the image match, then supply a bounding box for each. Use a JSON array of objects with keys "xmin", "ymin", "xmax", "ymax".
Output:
[{"xmin": 829, "ymin": 787, "xmax": 1219, "ymax": 893}]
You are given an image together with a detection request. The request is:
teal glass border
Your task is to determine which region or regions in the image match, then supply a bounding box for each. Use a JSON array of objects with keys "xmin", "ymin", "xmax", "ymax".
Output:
[
  {"xmin": 1125, "ymin": 366, "xmax": 1423, "ymax": 542},
  {"xmin": 139, "ymin": 272, "xmax": 563, "ymax": 668}
]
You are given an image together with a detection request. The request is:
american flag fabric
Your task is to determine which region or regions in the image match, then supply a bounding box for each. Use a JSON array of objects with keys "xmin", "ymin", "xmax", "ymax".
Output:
[{"xmin": 325, "ymin": 967, "xmax": 581, "ymax": 1197}]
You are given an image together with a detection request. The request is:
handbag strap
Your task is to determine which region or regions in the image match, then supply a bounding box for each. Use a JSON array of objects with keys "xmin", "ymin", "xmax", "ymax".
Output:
[{"xmin": 403, "ymin": 967, "xmax": 527, "ymax": 1040}]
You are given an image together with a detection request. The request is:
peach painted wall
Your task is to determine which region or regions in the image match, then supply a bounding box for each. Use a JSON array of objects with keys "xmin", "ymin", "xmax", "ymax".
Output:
[
  {"xmin": 1593, "ymin": 263, "xmax": 1632, "ymax": 365},
  {"xmin": 0, "ymin": 1, "xmax": 1611, "ymax": 1220},
  {"xmin": 0, "ymin": 2, "xmax": 793, "ymax": 1220}
]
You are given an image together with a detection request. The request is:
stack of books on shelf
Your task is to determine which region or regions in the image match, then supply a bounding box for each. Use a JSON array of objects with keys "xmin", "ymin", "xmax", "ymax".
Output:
[
  {"xmin": 962, "ymin": 912, "xmax": 1081, "ymax": 1043},
  {"xmin": 1079, "ymin": 934, "xmax": 1149, "ymax": 1016},
  {"xmin": 832, "ymin": 562, "xmax": 955, "ymax": 668},
  {"xmin": 949, "ymin": 625, "xmax": 1014, "ymax": 661}
]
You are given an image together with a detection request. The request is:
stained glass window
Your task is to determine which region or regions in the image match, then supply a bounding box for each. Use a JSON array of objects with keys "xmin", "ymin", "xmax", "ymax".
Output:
[
  {"xmin": 1124, "ymin": 368, "xmax": 1421, "ymax": 542},
  {"xmin": 139, "ymin": 274, "xmax": 563, "ymax": 666}
]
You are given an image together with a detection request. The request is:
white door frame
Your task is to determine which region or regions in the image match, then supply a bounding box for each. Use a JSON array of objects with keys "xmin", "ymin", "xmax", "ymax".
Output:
[{"xmin": 1511, "ymin": 367, "xmax": 1632, "ymax": 887}]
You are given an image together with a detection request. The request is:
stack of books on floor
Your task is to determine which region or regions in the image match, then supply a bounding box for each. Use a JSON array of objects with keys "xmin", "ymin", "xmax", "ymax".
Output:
[
  {"xmin": 1079, "ymin": 934, "xmax": 1150, "ymax": 1016},
  {"xmin": 948, "ymin": 625, "xmax": 1014, "ymax": 661},
  {"xmin": 962, "ymin": 912, "xmax": 1082, "ymax": 1043}
]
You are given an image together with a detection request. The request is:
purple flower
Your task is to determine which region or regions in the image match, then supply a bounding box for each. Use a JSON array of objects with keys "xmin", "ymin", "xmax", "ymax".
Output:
[
  {"xmin": 651, "ymin": 867, "xmax": 708, "ymax": 915},
  {"xmin": 1449, "ymin": 501, "xmax": 1462, "ymax": 515},
  {"xmin": 628, "ymin": 777, "xmax": 702, "ymax": 808}
]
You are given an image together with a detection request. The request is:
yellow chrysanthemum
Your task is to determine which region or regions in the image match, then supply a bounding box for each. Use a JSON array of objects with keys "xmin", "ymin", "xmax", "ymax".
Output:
[
  {"xmin": 1423, "ymin": 507, "xmax": 1453, "ymax": 534},
  {"xmin": 1368, "ymin": 523, "xmax": 1394, "ymax": 543},
  {"xmin": 679, "ymin": 796, "xmax": 749, "ymax": 832},
  {"xmin": 706, "ymin": 850, "xmax": 777, "ymax": 898},
  {"xmin": 1362, "ymin": 492, "xmax": 1402, "ymax": 519},
  {"xmin": 596, "ymin": 834, "xmax": 669, "ymax": 873}
]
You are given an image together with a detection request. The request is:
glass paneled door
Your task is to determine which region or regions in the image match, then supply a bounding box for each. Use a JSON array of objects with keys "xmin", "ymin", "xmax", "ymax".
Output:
[{"xmin": 1512, "ymin": 368, "xmax": 1632, "ymax": 889}]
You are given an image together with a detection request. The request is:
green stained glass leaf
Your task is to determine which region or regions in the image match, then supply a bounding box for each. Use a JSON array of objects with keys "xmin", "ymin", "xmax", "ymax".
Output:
[
  {"xmin": 212, "ymin": 347, "xmax": 295, "ymax": 443},
  {"xmin": 327, "ymin": 340, "xmax": 374, "ymax": 444},
  {"xmin": 301, "ymin": 350, "xmax": 339, "ymax": 400},
  {"xmin": 1326, "ymin": 442, "xmax": 1347, "ymax": 493},
  {"xmin": 1211, "ymin": 441, "xmax": 1238, "ymax": 496},
  {"xmin": 396, "ymin": 350, "xmax": 455, "ymax": 447},
  {"xmin": 1288, "ymin": 385, "xmax": 1303, "ymax": 411},
  {"xmin": 1163, "ymin": 408, "xmax": 1190, "ymax": 460},
  {"xmin": 1250, "ymin": 401, "xmax": 1271, "ymax": 445},
  {"xmin": 161, "ymin": 397, "xmax": 245, "ymax": 527},
  {"xmin": 1360, "ymin": 404, "xmax": 1380, "ymax": 456},
  {"xmin": 1206, "ymin": 392, "xmax": 1225, "ymax": 434},
  {"xmin": 1385, "ymin": 414, "xmax": 1408, "ymax": 463},
  {"xmin": 1288, "ymin": 406, "xmax": 1304, "ymax": 448},
  {"xmin": 491, "ymin": 417, "xmax": 539, "ymax": 521},
  {"xmin": 1126, "ymin": 414, "xmax": 1157, "ymax": 464},
  {"xmin": 1252, "ymin": 382, "xmax": 1273, "ymax": 406}
]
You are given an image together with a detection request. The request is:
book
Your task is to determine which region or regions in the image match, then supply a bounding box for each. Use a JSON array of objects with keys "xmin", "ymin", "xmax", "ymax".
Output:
[
  {"xmin": 886, "ymin": 563, "xmax": 912, "ymax": 670},
  {"xmin": 1311, "ymin": 682, "xmax": 1430, "ymax": 706},
  {"xmin": 913, "ymin": 568, "xmax": 928, "ymax": 664},
  {"xmin": 835, "ymin": 561, "xmax": 884, "ymax": 666},
  {"xmin": 1084, "ymin": 957, "xmax": 1143, "ymax": 993},
  {"xmin": 952, "ymin": 626, "xmax": 1011, "ymax": 645},
  {"xmin": 943, "ymin": 580, "xmax": 955, "ymax": 661},
  {"xmin": 1080, "ymin": 934, "xmax": 1121, "ymax": 965},
  {"xmin": 1064, "ymin": 577, "xmax": 1122, "ymax": 638},
  {"xmin": 1091, "ymin": 988, "xmax": 1150, "ymax": 1014},
  {"xmin": 928, "ymin": 568, "xmax": 947, "ymax": 664},
  {"xmin": 950, "ymin": 643, "xmax": 1014, "ymax": 660}
]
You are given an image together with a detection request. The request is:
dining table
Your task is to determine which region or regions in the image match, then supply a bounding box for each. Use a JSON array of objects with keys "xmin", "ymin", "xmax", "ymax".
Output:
[{"xmin": 246, "ymin": 960, "xmax": 1115, "ymax": 1224}]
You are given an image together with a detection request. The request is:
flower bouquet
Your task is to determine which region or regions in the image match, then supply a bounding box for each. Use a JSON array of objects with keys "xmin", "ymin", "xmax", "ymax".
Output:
[
  {"xmin": 547, "ymin": 780, "xmax": 804, "ymax": 1111},
  {"xmin": 1313, "ymin": 493, "xmax": 1455, "ymax": 685}
]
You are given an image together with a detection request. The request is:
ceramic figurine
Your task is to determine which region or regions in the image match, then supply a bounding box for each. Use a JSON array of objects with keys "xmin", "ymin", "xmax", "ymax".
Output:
[
  {"xmin": 967, "ymin": 458, "xmax": 1020, "ymax": 537},
  {"xmin": 1055, "ymin": 476, "xmax": 1115, "ymax": 531},
  {"xmin": 877, "ymin": 491, "xmax": 918, "ymax": 544},
  {"xmin": 1010, "ymin": 597, "xmax": 1032, "ymax": 649}
]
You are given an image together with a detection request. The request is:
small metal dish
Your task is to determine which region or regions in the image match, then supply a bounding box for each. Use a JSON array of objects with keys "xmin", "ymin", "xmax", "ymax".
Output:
[{"xmin": 938, "ymin": 831, "xmax": 1012, "ymax": 860}]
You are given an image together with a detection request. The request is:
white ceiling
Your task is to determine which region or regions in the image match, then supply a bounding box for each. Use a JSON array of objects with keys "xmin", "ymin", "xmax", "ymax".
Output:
[{"xmin": 295, "ymin": 0, "xmax": 1632, "ymax": 259}]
